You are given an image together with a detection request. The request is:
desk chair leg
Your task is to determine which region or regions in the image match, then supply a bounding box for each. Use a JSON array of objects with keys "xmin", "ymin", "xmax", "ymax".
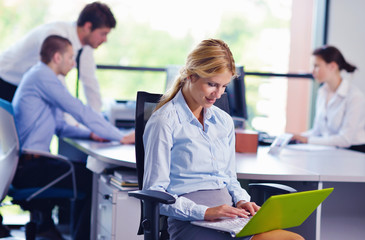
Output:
[{"xmin": 142, "ymin": 200, "xmax": 160, "ymax": 240}]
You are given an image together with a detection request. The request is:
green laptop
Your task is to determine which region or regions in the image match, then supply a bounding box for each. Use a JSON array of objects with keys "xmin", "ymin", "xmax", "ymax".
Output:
[{"xmin": 191, "ymin": 188, "xmax": 333, "ymax": 237}]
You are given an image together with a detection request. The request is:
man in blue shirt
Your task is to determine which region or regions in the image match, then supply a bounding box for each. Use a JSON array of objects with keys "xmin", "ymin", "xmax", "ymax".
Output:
[{"xmin": 11, "ymin": 35, "xmax": 133, "ymax": 240}]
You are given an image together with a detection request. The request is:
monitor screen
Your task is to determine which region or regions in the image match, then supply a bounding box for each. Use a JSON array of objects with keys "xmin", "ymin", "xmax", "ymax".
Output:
[{"xmin": 225, "ymin": 66, "xmax": 248, "ymax": 121}]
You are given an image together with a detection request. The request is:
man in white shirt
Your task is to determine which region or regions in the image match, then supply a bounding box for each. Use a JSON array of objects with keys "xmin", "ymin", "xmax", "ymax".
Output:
[{"xmin": 0, "ymin": 1, "xmax": 115, "ymax": 112}]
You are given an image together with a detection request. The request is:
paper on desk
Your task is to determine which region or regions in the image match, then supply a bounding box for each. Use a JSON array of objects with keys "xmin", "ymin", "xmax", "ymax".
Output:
[
  {"xmin": 285, "ymin": 144, "xmax": 336, "ymax": 151},
  {"xmin": 86, "ymin": 155, "xmax": 116, "ymax": 173}
]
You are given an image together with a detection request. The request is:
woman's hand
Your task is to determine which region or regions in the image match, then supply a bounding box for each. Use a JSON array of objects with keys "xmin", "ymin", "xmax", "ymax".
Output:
[
  {"xmin": 120, "ymin": 131, "xmax": 135, "ymax": 144},
  {"xmin": 291, "ymin": 134, "xmax": 308, "ymax": 143},
  {"xmin": 236, "ymin": 200, "xmax": 260, "ymax": 216},
  {"xmin": 204, "ymin": 204, "xmax": 251, "ymax": 221},
  {"xmin": 90, "ymin": 132, "xmax": 109, "ymax": 142}
]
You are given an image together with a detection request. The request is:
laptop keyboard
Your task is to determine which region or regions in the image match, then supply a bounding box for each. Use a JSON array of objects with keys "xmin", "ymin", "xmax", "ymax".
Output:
[{"xmin": 202, "ymin": 217, "xmax": 252, "ymax": 234}]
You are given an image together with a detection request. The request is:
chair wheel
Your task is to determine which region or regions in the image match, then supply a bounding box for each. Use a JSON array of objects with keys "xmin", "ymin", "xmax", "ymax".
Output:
[{"xmin": 25, "ymin": 221, "xmax": 37, "ymax": 240}]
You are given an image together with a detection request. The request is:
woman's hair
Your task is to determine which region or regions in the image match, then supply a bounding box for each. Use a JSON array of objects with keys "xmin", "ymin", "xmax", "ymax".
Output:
[
  {"xmin": 40, "ymin": 35, "xmax": 72, "ymax": 64},
  {"xmin": 156, "ymin": 39, "xmax": 236, "ymax": 110},
  {"xmin": 313, "ymin": 45, "xmax": 357, "ymax": 73}
]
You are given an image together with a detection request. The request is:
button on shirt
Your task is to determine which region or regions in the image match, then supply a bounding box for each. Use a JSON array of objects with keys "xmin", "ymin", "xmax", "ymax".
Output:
[
  {"xmin": 0, "ymin": 21, "xmax": 102, "ymax": 112},
  {"xmin": 143, "ymin": 90, "xmax": 250, "ymax": 221},
  {"xmin": 303, "ymin": 79, "xmax": 365, "ymax": 147},
  {"xmin": 12, "ymin": 62, "xmax": 124, "ymax": 152}
]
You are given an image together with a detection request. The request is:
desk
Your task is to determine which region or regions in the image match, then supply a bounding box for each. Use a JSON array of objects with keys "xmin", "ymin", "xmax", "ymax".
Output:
[
  {"xmin": 61, "ymin": 138, "xmax": 365, "ymax": 240},
  {"xmin": 59, "ymin": 138, "xmax": 141, "ymax": 240},
  {"xmin": 236, "ymin": 147, "xmax": 365, "ymax": 240},
  {"xmin": 272, "ymin": 147, "xmax": 365, "ymax": 240}
]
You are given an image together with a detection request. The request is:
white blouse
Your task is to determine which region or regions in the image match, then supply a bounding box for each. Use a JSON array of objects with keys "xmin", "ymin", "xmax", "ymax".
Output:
[{"xmin": 303, "ymin": 79, "xmax": 365, "ymax": 147}]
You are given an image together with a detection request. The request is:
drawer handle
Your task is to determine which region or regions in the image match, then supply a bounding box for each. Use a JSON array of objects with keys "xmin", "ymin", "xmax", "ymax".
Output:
[
  {"xmin": 97, "ymin": 234, "xmax": 106, "ymax": 240},
  {"xmin": 103, "ymin": 194, "xmax": 112, "ymax": 200},
  {"xmin": 99, "ymin": 204, "xmax": 107, "ymax": 210}
]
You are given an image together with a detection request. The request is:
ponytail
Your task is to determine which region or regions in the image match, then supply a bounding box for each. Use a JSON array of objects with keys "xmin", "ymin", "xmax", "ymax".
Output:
[
  {"xmin": 342, "ymin": 61, "xmax": 357, "ymax": 73},
  {"xmin": 155, "ymin": 72, "xmax": 185, "ymax": 111},
  {"xmin": 313, "ymin": 45, "xmax": 357, "ymax": 73}
]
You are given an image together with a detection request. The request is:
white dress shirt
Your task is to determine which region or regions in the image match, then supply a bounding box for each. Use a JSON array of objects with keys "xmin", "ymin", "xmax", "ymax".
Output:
[
  {"xmin": 0, "ymin": 21, "xmax": 102, "ymax": 112},
  {"xmin": 143, "ymin": 90, "xmax": 250, "ymax": 221},
  {"xmin": 303, "ymin": 79, "xmax": 365, "ymax": 147}
]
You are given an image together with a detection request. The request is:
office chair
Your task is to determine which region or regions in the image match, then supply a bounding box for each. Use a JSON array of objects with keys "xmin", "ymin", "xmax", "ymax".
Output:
[
  {"xmin": 0, "ymin": 80, "xmax": 17, "ymax": 103},
  {"xmin": 129, "ymin": 91, "xmax": 296, "ymax": 240},
  {"xmin": 0, "ymin": 98, "xmax": 79, "ymax": 240}
]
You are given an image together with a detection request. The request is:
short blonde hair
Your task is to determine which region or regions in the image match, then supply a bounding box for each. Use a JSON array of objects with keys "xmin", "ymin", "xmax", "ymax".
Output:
[{"xmin": 156, "ymin": 39, "xmax": 236, "ymax": 110}]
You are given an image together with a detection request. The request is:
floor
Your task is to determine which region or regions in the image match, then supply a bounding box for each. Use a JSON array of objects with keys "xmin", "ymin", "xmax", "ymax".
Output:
[
  {"xmin": 1, "ymin": 215, "xmax": 71, "ymax": 240},
  {"xmin": 2, "ymin": 226, "xmax": 71, "ymax": 240}
]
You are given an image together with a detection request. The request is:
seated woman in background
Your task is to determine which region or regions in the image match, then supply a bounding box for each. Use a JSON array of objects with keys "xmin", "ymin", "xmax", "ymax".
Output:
[
  {"xmin": 292, "ymin": 45, "xmax": 365, "ymax": 153},
  {"xmin": 143, "ymin": 39, "xmax": 303, "ymax": 240}
]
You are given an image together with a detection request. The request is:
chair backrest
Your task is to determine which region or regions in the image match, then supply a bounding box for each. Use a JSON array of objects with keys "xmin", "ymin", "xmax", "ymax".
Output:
[
  {"xmin": 135, "ymin": 91, "xmax": 230, "ymax": 190},
  {"xmin": 135, "ymin": 92, "xmax": 163, "ymax": 190},
  {"xmin": 0, "ymin": 99, "xmax": 20, "ymax": 202}
]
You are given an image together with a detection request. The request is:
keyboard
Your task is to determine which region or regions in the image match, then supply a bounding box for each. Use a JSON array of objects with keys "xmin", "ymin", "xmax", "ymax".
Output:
[
  {"xmin": 191, "ymin": 217, "xmax": 252, "ymax": 237},
  {"xmin": 258, "ymin": 132, "xmax": 276, "ymax": 145}
]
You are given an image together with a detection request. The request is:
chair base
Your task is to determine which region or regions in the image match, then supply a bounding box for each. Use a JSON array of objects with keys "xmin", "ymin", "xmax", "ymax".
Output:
[{"xmin": 25, "ymin": 221, "xmax": 36, "ymax": 240}]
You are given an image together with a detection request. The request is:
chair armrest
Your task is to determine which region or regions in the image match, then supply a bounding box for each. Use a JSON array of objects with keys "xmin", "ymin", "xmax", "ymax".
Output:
[
  {"xmin": 249, "ymin": 183, "xmax": 297, "ymax": 194},
  {"xmin": 128, "ymin": 189, "xmax": 176, "ymax": 204},
  {"xmin": 21, "ymin": 149, "xmax": 69, "ymax": 162},
  {"xmin": 128, "ymin": 190, "xmax": 175, "ymax": 240},
  {"xmin": 248, "ymin": 183, "xmax": 297, "ymax": 205},
  {"xmin": 20, "ymin": 149, "xmax": 77, "ymax": 201}
]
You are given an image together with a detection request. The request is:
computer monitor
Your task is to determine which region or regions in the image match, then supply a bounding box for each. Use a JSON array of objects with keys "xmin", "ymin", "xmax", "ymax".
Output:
[
  {"xmin": 165, "ymin": 65, "xmax": 248, "ymax": 123},
  {"xmin": 225, "ymin": 66, "xmax": 248, "ymax": 122}
]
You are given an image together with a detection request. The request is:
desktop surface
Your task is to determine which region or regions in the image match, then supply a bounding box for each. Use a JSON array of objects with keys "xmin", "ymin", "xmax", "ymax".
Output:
[
  {"xmin": 63, "ymin": 138, "xmax": 136, "ymax": 168},
  {"xmin": 64, "ymin": 138, "xmax": 365, "ymax": 182}
]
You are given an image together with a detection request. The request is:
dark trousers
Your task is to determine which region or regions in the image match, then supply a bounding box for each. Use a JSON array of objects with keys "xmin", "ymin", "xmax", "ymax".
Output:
[
  {"xmin": 348, "ymin": 144, "xmax": 365, "ymax": 153},
  {"xmin": 0, "ymin": 77, "xmax": 17, "ymax": 102},
  {"xmin": 12, "ymin": 154, "xmax": 92, "ymax": 240}
]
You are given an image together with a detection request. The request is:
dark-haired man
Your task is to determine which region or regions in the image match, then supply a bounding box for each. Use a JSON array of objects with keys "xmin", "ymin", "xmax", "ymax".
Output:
[
  {"xmin": 0, "ymin": 1, "xmax": 115, "ymax": 113},
  {"xmin": 11, "ymin": 35, "xmax": 133, "ymax": 240}
]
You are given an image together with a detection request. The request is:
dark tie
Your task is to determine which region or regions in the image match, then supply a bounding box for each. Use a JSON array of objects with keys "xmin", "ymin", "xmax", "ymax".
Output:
[{"xmin": 75, "ymin": 48, "xmax": 83, "ymax": 98}]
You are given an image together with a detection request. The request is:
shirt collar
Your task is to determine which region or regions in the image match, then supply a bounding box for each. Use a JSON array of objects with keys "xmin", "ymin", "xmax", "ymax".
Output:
[
  {"xmin": 335, "ymin": 79, "xmax": 350, "ymax": 97},
  {"xmin": 172, "ymin": 90, "xmax": 216, "ymax": 124},
  {"xmin": 322, "ymin": 78, "xmax": 350, "ymax": 98},
  {"xmin": 37, "ymin": 61, "xmax": 55, "ymax": 75}
]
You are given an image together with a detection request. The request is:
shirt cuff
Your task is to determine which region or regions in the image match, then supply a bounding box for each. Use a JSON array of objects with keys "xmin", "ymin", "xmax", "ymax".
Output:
[
  {"xmin": 77, "ymin": 128, "xmax": 92, "ymax": 139},
  {"xmin": 191, "ymin": 204, "xmax": 209, "ymax": 220}
]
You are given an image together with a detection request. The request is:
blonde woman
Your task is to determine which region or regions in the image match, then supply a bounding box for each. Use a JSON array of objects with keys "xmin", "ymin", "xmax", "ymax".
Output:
[{"xmin": 143, "ymin": 39, "xmax": 304, "ymax": 240}]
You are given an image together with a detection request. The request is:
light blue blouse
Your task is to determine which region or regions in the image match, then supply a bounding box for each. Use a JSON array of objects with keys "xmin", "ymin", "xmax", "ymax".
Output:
[
  {"xmin": 12, "ymin": 62, "xmax": 124, "ymax": 152},
  {"xmin": 143, "ymin": 90, "xmax": 250, "ymax": 221}
]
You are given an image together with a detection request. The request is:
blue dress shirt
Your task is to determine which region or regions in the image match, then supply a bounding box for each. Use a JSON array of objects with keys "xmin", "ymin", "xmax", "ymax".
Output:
[
  {"xmin": 12, "ymin": 62, "xmax": 124, "ymax": 152},
  {"xmin": 143, "ymin": 90, "xmax": 250, "ymax": 221}
]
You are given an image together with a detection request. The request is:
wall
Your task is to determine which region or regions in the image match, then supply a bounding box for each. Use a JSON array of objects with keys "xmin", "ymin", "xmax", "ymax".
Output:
[
  {"xmin": 327, "ymin": 0, "xmax": 365, "ymax": 94},
  {"xmin": 285, "ymin": 0, "xmax": 314, "ymax": 133}
]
